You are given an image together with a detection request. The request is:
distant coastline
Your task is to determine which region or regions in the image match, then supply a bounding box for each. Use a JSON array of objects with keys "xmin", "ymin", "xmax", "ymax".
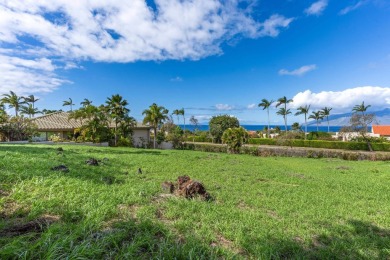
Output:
[{"xmin": 179, "ymin": 125, "xmax": 372, "ymax": 133}]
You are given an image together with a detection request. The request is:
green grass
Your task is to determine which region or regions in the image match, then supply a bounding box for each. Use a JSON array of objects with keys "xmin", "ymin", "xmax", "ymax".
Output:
[{"xmin": 1, "ymin": 144, "xmax": 390, "ymax": 259}]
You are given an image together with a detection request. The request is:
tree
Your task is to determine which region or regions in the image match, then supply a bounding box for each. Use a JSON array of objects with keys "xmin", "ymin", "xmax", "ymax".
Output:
[
  {"xmin": 258, "ymin": 99, "xmax": 273, "ymax": 138},
  {"xmin": 42, "ymin": 109, "xmax": 61, "ymax": 115},
  {"xmin": 0, "ymin": 116, "xmax": 38, "ymax": 141},
  {"xmin": 295, "ymin": 105, "xmax": 310, "ymax": 139},
  {"xmin": 320, "ymin": 107, "xmax": 332, "ymax": 133},
  {"xmin": 308, "ymin": 111, "xmax": 323, "ymax": 132},
  {"xmin": 276, "ymin": 96, "xmax": 293, "ymax": 133},
  {"xmin": 63, "ymin": 98, "xmax": 75, "ymax": 112},
  {"xmin": 80, "ymin": 98, "xmax": 93, "ymax": 107},
  {"xmin": 24, "ymin": 95, "xmax": 39, "ymax": 111},
  {"xmin": 105, "ymin": 94, "xmax": 130, "ymax": 146},
  {"xmin": 352, "ymin": 101, "xmax": 371, "ymax": 116},
  {"xmin": 189, "ymin": 115, "xmax": 199, "ymax": 142},
  {"xmin": 142, "ymin": 103, "xmax": 169, "ymax": 149},
  {"xmin": 209, "ymin": 115, "xmax": 239, "ymax": 143},
  {"xmin": 20, "ymin": 104, "xmax": 41, "ymax": 118},
  {"xmin": 172, "ymin": 109, "xmax": 181, "ymax": 125},
  {"xmin": 0, "ymin": 104, "xmax": 8, "ymax": 124},
  {"xmin": 1, "ymin": 91, "xmax": 25, "ymax": 116},
  {"xmin": 341, "ymin": 113, "xmax": 376, "ymax": 151},
  {"xmin": 291, "ymin": 122, "xmax": 301, "ymax": 131},
  {"xmin": 276, "ymin": 108, "xmax": 291, "ymax": 133},
  {"xmin": 179, "ymin": 108, "xmax": 185, "ymax": 132},
  {"xmin": 222, "ymin": 127, "xmax": 249, "ymax": 154}
]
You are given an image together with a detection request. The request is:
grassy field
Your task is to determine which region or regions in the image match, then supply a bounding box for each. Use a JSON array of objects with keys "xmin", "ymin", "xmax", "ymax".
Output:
[{"xmin": 1, "ymin": 144, "xmax": 390, "ymax": 259}]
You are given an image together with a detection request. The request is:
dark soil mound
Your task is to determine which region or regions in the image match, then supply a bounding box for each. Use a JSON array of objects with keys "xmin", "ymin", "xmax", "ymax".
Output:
[
  {"xmin": 0, "ymin": 215, "xmax": 60, "ymax": 237},
  {"xmin": 51, "ymin": 165, "xmax": 69, "ymax": 172},
  {"xmin": 162, "ymin": 176, "xmax": 210, "ymax": 200},
  {"xmin": 86, "ymin": 158, "xmax": 99, "ymax": 166}
]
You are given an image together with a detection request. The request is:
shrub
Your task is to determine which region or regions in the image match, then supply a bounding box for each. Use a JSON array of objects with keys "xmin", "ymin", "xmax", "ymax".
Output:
[
  {"xmin": 222, "ymin": 127, "xmax": 249, "ymax": 153},
  {"xmin": 117, "ymin": 136, "xmax": 133, "ymax": 147},
  {"xmin": 209, "ymin": 115, "xmax": 239, "ymax": 143}
]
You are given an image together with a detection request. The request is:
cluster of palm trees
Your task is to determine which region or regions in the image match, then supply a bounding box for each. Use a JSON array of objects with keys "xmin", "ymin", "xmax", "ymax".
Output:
[
  {"xmin": 0, "ymin": 91, "xmax": 40, "ymax": 118},
  {"xmin": 259, "ymin": 96, "xmax": 372, "ymax": 139}
]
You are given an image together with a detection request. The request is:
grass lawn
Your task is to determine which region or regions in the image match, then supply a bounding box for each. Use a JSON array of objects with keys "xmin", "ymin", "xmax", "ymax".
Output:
[{"xmin": 1, "ymin": 144, "xmax": 390, "ymax": 259}]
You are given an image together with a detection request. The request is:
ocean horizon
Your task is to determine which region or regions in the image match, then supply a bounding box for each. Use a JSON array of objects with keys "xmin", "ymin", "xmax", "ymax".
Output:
[{"xmin": 179, "ymin": 125, "xmax": 372, "ymax": 133}]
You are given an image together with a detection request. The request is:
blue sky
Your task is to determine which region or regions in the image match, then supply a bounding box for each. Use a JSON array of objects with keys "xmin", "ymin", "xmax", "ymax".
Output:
[{"xmin": 1, "ymin": 0, "xmax": 390, "ymax": 125}]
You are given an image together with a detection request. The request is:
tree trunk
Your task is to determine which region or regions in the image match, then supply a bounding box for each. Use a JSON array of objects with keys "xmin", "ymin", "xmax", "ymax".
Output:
[
  {"xmin": 153, "ymin": 127, "xmax": 157, "ymax": 149},
  {"xmin": 304, "ymin": 115, "xmax": 307, "ymax": 140},
  {"xmin": 267, "ymin": 109, "xmax": 270, "ymax": 138},
  {"xmin": 367, "ymin": 141, "xmax": 373, "ymax": 152}
]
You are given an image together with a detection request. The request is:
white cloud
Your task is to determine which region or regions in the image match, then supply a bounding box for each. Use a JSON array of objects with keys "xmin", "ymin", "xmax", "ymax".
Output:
[
  {"xmin": 0, "ymin": 1, "xmax": 294, "ymax": 95},
  {"xmin": 339, "ymin": 1, "xmax": 367, "ymax": 15},
  {"xmin": 291, "ymin": 86, "xmax": 390, "ymax": 112},
  {"xmin": 305, "ymin": 0, "xmax": 328, "ymax": 16},
  {"xmin": 247, "ymin": 103, "xmax": 257, "ymax": 109},
  {"xmin": 170, "ymin": 76, "xmax": 183, "ymax": 82},
  {"xmin": 258, "ymin": 15, "xmax": 294, "ymax": 37},
  {"xmin": 0, "ymin": 55, "xmax": 69, "ymax": 96},
  {"xmin": 215, "ymin": 104, "xmax": 234, "ymax": 111},
  {"xmin": 279, "ymin": 64, "xmax": 317, "ymax": 76},
  {"xmin": 64, "ymin": 62, "xmax": 84, "ymax": 70}
]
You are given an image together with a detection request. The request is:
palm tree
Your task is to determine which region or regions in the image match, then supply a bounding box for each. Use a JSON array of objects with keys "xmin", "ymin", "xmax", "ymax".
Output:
[
  {"xmin": 308, "ymin": 111, "xmax": 324, "ymax": 132},
  {"xmin": 20, "ymin": 104, "xmax": 41, "ymax": 118},
  {"xmin": 142, "ymin": 103, "xmax": 169, "ymax": 149},
  {"xmin": 1, "ymin": 91, "xmax": 25, "ymax": 116},
  {"xmin": 179, "ymin": 108, "xmax": 185, "ymax": 132},
  {"xmin": 105, "ymin": 94, "xmax": 130, "ymax": 146},
  {"xmin": 276, "ymin": 96, "xmax": 293, "ymax": 133},
  {"xmin": 63, "ymin": 98, "xmax": 75, "ymax": 112},
  {"xmin": 258, "ymin": 99, "xmax": 274, "ymax": 138},
  {"xmin": 0, "ymin": 104, "xmax": 8, "ymax": 123},
  {"xmin": 172, "ymin": 109, "xmax": 181, "ymax": 125},
  {"xmin": 352, "ymin": 101, "xmax": 371, "ymax": 116},
  {"xmin": 320, "ymin": 107, "xmax": 332, "ymax": 133},
  {"xmin": 295, "ymin": 105, "xmax": 310, "ymax": 139},
  {"xmin": 80, "ymin": 98, "xmax": 92, "ymax": 107},
  {"xmin": 276, "ymin": 107, "xmax": 291, "ymax": 133},
  {"xmin": 24, "ymin": 95, "xmax": 39, "ymax": 110}
]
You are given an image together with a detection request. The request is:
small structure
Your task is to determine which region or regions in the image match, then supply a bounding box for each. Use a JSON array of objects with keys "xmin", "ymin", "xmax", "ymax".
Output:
[
  {"xmin": 31, "ymin": 111, "xmax": 151, "ymax": 147},
  {"xmin": 372, "ymin": 125, "xmax": 390, "ymax": 140}
]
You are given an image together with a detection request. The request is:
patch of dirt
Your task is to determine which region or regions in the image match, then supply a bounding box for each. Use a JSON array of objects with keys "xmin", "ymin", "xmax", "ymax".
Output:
[
  {"xmin": 0, "ymin": 214, "xmax": 60, "ymax": 237},
  {"xmin": 161, "ymin": 181, "xmax": 175, "ymax": 193},
  {"xmin": 210, "ymin": 233, "xmax": 246, "ymax": 256},
  {"xmin": 0, "ymin": 201, "xmax": 29, "ymax": 219},
  {"xmin": 86, "ymin": 158, "xmax": 99, "ymax": 166},
  {"xmin": 0, "ymin": 189, "xmax": 9, "ymax": 197},
  {"xmin": 257, "ymin": 178, "xmax": 269, "ymax": 182},
  {"xmin": 51, "ymin": 165, "xmax": 69, "ymax": 172},
  {"xmin": 336, "ymin": 166, "xmax": 350, "ymax": 170},
  {"xmin": 289, "ymin": 173, "xmax": 306, "ymax": 179},
  {"xmin": 118, "ymin": 204, "xmax": 140, "ymax": 220},
  {"xmin": 236, "ymin": 200, "xmax": 253, "ymax": 210},
  {"xmin": 266, "ymin": 210, "xmax": 282, "ymax": 220},
  {"xmin": 152, "ymin": 193, "xmax": 175, "ymax": 203}
]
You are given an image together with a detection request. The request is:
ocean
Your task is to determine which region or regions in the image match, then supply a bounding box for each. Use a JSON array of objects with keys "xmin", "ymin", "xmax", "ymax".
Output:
[{"xmin": 179, "ymin": 125, "xmax": 372, "ymax": 133}]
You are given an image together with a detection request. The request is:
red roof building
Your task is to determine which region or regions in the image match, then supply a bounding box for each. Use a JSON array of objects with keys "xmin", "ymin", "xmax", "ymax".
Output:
[{"xmin": 372, "ymin": 125, "xmax": 390, "ymax": 137}]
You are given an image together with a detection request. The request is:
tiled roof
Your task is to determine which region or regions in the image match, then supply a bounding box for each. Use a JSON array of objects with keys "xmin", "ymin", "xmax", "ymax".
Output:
[
  {"xmin": 372, "ymin": 125, "xmax": 390, "ymax": 136},
  {"xmin": 32, "ymin": 112, "xmax": 150, "ymax": 131},
  {"xmin": 32, "ymin": 112, "xmax": 83, "ymax": 130}
]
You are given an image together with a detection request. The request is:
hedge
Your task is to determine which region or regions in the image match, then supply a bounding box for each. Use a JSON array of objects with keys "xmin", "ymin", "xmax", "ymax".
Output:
[
  {"xmin": 185, "ymin": 136, "xmax": 213, "ymax": 143},
  {"xmin": 182, "ymin": 143, "xmax": 390, "ymax": 161},
  {"xmin": 247, "ymin": 138, "xmax": 390, "ymax": 152}
]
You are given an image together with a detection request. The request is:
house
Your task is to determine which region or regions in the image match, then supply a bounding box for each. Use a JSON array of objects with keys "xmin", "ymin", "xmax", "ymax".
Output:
[
  {"xmin": 31, "ymin": 112, "xmax": 151, "ymax": 147},
  {"xmin": 372, "ymin": 125, "xmax": 390, "ymax": 140}
]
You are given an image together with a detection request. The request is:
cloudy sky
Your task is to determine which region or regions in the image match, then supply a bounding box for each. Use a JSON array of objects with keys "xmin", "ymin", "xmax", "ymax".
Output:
[{"xmin": 1, "ymin": 0, "xmax": 390, "ymax": 124}]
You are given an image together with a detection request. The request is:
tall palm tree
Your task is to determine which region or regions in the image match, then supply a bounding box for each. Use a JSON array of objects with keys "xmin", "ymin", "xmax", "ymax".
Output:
[
  {"xmin": 258, "ymin": 99, "xmax": 274, "ymax": 138},
  {"xmin": 308, "ymin": 111, "xmax": 324, "ymax": 132},
  {"xmin": 1, "ymin": 91, "xmax": 25, "ymax": 116},
  {"xmin": 24, "ymin": 95, "xmax": 39, "ymax": 110},
  {"xmin": 142, "ymin": 103, "xmax": 169, "ymax": 149},
  {"xmin": 80, "ymin": 98, "xmax": 92, "ymax": 107},
  {"xmin": 20, "ymin": 104, "xmax": 41, "ymax": 118},
  {"xmin": 63, "ymin": 98, "xmax": 75, "ymax": 112},
  {"xmin": 352, "ymin": 101, "xmax": 371, "ymax": 116},
  {"xmin": 105, "ymin": 94, "xmax": 130, "ymax": 146},
  {"xmin": 276, "ymin": 107, "xmax": 291, "ymax": 133},
  {"xmin": 179, "ymin": 108, "xmax": 185, "ymax": 132},
  {"xmin": 295, "ymin": 105, "xmax": 310, "ymax": 139},
  {"xmin": 320, "ymin": 107, "xmax": 332, "ymax": 133},
  {"xmin": 172, "ymin": 109, "xmax": 181, "ymax": 125},
  {"xmin": 276, "ymin": 96, "xmax": 293, "ymax": 133}
]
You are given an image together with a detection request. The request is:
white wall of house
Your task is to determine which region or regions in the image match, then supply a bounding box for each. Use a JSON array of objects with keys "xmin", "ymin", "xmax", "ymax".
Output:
[{"xmin": 132, "ymin": 129, "xmax": 150, "ymax": 148}]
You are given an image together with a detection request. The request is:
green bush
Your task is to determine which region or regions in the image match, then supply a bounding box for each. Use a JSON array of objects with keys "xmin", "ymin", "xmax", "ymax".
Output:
[
  {"xmin": 116, "ymin": 136, "xmax": 133, "ymax": 147},
  {"xmin": 222, "ymin": 127, "xmax": 249, "ymax": 153},
  {"xmin": 186, "ymin": 136, "xmax": 213, "ymax": 142}
]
